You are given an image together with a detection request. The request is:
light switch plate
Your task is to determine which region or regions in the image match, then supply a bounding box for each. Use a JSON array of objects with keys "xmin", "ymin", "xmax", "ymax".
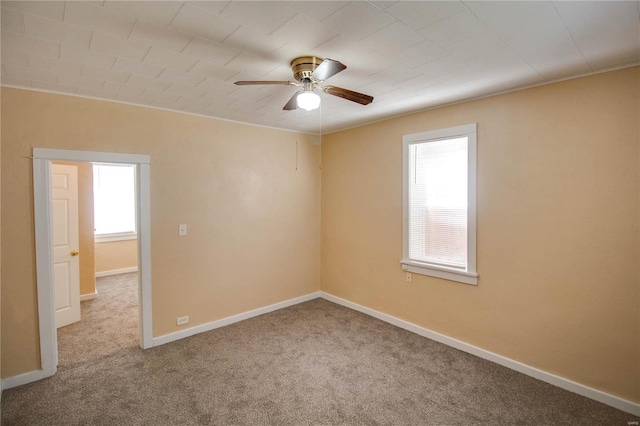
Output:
[{"xmin": 179, "ymin": 224, "xmax": 187, "ymax": 236}]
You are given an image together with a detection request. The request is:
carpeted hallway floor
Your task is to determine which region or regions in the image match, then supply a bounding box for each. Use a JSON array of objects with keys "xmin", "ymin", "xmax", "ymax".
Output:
[
  {"xmin": 57, "ymin": 273, "xmax": 139, "ymax": 368},
  {"xmin": 2, "ymin": 277, "xmax": 637, "ymax": 425}
]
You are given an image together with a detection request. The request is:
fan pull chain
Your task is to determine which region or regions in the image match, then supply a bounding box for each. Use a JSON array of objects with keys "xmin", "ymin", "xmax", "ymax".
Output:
[
  {"xmin": 319, "ymin": 104, "xmax": 323, "ymax": 171},
  {"xmin": 295, "ymin": 107, "xmax": 300, "ymax": 171}
]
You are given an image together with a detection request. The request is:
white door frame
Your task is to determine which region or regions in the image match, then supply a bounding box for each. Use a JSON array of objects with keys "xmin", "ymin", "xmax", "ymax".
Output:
[{"xmin": 33, "ymin": 148, "xmax": 153, "ymax": 379}]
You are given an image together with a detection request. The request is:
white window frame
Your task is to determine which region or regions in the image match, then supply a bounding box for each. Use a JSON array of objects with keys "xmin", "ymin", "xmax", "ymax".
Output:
[
  {"xmin": 401, "ymin": 123, "xmax": 478, "ymax": 285},
  {"xmin": 93, "ymin": 162, "xmax": 138, "ymax": 243},
  {"xmin": 95, "ymin": 232, "xmax": 137, "ymax": 243}
]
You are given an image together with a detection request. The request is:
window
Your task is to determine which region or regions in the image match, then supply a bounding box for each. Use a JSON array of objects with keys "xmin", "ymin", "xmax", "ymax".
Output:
[
  {"xmin": 401, "ymin": 123, "xmax": 478, "ymax": 285},
  {"xmin": 93, "ymin": 163, "xmax": 137, "ymax": 242}
]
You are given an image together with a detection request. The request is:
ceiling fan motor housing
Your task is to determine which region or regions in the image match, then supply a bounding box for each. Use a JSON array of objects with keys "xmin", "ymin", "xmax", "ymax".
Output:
[{"xmin": 291, "ymin": 56, "xmax": 323, "ymax": 82}]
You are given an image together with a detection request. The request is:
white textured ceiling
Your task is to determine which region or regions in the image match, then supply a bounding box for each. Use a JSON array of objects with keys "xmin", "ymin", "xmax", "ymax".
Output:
[{"xmin": 1, "ymin": 1, "xmax": 639, "ymax": 134}]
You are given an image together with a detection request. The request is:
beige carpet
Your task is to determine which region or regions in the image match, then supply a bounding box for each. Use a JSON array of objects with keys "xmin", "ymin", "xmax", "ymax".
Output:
[
  {"xmin": 57, "ymin": 273, "xmax": 139, "ymax": 368},
  {"xmin": 2, "ymin": 277, "xmax": 637, "ymax": 425}
]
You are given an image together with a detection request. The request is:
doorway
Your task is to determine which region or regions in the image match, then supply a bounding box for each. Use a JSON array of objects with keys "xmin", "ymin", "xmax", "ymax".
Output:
[
  {"xmin": 33, "ymin": 148, "xmax": 152, "ymax": 379},
  {"xmin": 52, "ymin": 161, "xmax": 142, "ymax": 367}
]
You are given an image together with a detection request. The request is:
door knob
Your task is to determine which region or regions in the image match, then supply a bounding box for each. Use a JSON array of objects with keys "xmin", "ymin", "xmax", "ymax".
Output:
[{"xmin": 70, "ymin": 250, "xmax": 79, "ymax": 256}]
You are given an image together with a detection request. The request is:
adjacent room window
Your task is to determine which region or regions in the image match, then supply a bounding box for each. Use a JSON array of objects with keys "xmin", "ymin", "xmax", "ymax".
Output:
[
  {"xmin": 401, "ymin": 123, "xmax": 478, "ymax": 285},
  {"xmin": 93, "ymin": 163, "xmax": 137, "ymax": 242}
]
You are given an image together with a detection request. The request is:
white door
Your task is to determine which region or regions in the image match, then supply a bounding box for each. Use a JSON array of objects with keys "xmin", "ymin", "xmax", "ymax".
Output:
[{"xmin": 52, "ymin": 164, "xmax": 81, "ymax": 328}]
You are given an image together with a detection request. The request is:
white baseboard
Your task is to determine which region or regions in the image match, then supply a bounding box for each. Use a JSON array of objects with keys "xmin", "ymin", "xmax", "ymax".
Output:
[
  {"xmin": 152, "ymin": 292, "xmax": 322, "ymax": 347},
  {"xmin": 95, "ymin": 266, "xmax": 138, "ymax": 278},
  {"xmin": 320, "ymin": 291, "xmax": 640, "ymax": 416},
  {"xmin": 80, "ymin": 291, "xmax": 98, "ymax": 301},
  {"xmin": 1, "ymin": 368, "xmax": 55, "ymax": 391}
]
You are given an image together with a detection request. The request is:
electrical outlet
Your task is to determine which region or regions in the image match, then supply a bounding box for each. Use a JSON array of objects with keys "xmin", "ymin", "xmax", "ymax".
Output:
[
  {"xmin": 406, "ymin": 272, "xmax": 412, "ymax": 283},
  {"xmin": 177, "ymin": 315, "xmax": 189, "ymax": 326},
  {"xmin": 179, "ymin": 224, "xmax": 187, "ymax": 236}
]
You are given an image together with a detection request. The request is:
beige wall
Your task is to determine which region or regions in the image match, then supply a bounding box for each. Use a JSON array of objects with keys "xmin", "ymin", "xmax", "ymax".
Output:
[
  {"xmin": 0, "ymin": 85, "xmax": 3, "ymax": 386},
  {"xmin": 0, "ymin": 88, "xmax": 321, "ymax": 378},
  {"xmin": 321, "ymin": 67, "xmax": 639, "ymax": 403},
  {"xmin": 54, "ymin": 161, "xmax": 96, "ymax": 296},
  {"xmin": 95, "ymin": 239, "xmax": 138, "ymax": 273}
]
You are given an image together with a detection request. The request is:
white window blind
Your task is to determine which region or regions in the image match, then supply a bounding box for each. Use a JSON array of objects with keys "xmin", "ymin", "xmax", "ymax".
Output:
[
  {"xmin": 93, "ymin": 164, "xmax": 136, "ymax": 237},
  {"xmin": 408, "ymin": 137, "xmax": 468, "ymax": 268}
]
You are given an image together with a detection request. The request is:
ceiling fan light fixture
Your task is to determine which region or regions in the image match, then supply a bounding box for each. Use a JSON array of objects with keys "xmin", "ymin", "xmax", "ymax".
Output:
[{"xmin": 297, "ymin": 91, "xmax": 321, "ymax": 111}]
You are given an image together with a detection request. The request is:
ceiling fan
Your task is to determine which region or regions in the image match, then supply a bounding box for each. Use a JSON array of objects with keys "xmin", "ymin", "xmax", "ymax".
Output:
[{"xmin": 234, "ymin": 56, "xmax": 374, "ymax": 111}]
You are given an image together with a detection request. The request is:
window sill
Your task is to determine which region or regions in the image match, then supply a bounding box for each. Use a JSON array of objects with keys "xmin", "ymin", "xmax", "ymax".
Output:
[
  {"xmin": 95, "ymin": 233, "xmax": 137, "ymax": 243},
  {"xmin": 400, "ymin": 260, "xmax": 478, "ymax": 285}
]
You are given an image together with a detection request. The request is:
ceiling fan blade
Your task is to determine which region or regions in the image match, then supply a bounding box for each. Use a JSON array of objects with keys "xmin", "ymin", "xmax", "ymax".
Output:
[
  {"xmin": 323, "ymin": 86, "xmax": 374, "ymax": 105},
  {"xmin": 312, "ymin": 59, "xmax": 346, "ymax": 81},
  {"xmin": 234, "ymin": 81, "xmax": 296, "ymax": 86},
  {"xmin": 283, "ymin": 91, "xmax": 301, "ymax": 110}
]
